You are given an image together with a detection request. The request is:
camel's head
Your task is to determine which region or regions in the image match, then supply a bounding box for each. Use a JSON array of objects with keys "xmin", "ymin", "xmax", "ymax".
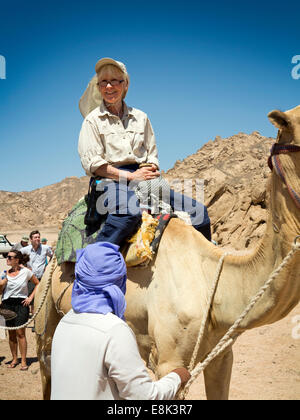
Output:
[
  {"xmin": 268, "ymin": 105, "xmax": 300, "ymax": 146},
  {"xmin": 268, "ymin": 106, "xmax": 300, "ymax": 221}
]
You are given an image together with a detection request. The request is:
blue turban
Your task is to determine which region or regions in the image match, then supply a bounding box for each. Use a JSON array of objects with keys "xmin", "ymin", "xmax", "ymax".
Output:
[{"xmin": 71, "ymin": 242, "xmax": 127, "ymax": 319}]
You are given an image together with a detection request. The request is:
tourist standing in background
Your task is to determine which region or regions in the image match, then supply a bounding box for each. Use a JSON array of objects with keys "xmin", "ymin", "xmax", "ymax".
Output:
[
  {"xmin": 21, "ymin": 231, "xmax": 53, "ymax": 314},
  {"xmin": 12, "ymin": 235, "xmax": 29, "ymax": 252},
  {"xmin": 0, "ymin": 251, "xmax": 39, "ymax": 370}
]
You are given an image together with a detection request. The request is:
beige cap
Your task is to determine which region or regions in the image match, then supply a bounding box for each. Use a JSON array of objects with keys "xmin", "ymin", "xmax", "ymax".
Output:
[
  {"xmin": 79, "ymin": 57, "xmax": 129, "ymax": 118},
  {"xmin": 95, "ymin": 58, "xmax": 129, "ymax": 80}
]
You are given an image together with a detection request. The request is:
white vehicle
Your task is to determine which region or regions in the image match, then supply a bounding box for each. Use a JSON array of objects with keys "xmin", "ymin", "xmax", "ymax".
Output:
[{"xmin": 0, "ymin": 234, "xmax": 15, "ymax": 258}]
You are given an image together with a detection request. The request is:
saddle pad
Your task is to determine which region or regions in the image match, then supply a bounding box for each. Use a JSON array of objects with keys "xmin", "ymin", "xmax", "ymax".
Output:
[
  {"xmin": 55, "ymin": 196, "xmax": 176, "ymax": 267},
  {"xmin": 55, "ymin": 196, "xmax": 98, "ymax": 265},
  {"xmin": 125, "ymin": 212, "xmax": 177, "ymax": 267}
]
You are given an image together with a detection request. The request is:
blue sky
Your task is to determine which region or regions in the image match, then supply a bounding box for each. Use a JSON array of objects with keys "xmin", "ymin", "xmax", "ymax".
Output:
[{"xmin": 0, "ymin": 0, "xmax": 299, "ymax": 192}]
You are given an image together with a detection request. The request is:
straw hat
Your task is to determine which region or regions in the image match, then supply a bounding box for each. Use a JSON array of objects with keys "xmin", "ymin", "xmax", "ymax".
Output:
[{"xmin": 79, "ymin": 58, "xmax": 129, "ymax": 118}]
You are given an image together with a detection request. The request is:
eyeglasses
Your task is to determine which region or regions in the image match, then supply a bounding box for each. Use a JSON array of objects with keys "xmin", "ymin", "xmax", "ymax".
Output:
[
  {"xmin": 97, "ymin": 79, "xmax": 124, "ymax": 88},
  {"xmin": 7, "ymin": 256, "xmax": 15, "ymax": 260}
]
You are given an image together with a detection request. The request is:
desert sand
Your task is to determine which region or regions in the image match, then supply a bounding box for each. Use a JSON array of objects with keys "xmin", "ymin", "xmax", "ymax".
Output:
[{"xmin": 0, "ymin": 229, "xmax": 299, "ymax": 400}]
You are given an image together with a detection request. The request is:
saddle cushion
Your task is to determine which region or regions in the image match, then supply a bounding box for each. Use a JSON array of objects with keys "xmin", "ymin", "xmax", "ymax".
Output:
[{"xmin": 55, "ymin": 197, "xmax": 176, "ymax": 267}]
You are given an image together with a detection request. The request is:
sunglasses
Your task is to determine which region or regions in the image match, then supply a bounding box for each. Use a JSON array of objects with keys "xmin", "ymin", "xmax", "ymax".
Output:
[
  {"xmin": 97, "ymin": 79, "xmax": 124, "ymax": 88},
  {"xmin": 7, "ymin": 255, "xmax": 16, "ymax": 260}
]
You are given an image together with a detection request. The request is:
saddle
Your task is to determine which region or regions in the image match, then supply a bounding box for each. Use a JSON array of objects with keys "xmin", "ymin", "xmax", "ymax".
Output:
[{"xmin": 55, "ymin": 196, "xmax": 177, "ymax": 268}]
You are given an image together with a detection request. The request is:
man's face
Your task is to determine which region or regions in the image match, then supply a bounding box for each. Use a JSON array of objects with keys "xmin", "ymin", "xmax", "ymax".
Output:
[{"xmin": 31, "ymin": 234, "xmax": 40, "ymax": 247}]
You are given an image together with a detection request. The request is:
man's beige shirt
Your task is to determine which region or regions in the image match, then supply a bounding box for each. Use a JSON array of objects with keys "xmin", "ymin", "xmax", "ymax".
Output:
[{"xmin": 78, "ymin": 101, "xmax": 159, "ymax": 177}]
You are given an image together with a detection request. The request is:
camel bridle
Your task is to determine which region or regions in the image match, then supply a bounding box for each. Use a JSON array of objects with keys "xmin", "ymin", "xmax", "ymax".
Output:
[{"xmin": 268, "ymin": 143, "xmax": 300, "ymax": 210}]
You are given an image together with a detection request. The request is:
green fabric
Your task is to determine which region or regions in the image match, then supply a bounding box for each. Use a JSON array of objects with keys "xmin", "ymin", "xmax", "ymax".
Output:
[{"xmin": 55, "ymin": 197, "xmax": 99, "ymax": 264}]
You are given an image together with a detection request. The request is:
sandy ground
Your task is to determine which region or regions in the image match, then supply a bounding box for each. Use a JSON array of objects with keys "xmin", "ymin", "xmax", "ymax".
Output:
[{"xmin": 0, "ymin": 229, "xmax": 299, "ymax": 400}]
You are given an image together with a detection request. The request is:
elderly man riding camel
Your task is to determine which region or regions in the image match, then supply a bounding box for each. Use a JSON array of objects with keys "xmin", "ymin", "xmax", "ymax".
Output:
[{"xmin": 78, "ymin": 57, "xmax": 211, "ymax": 246}]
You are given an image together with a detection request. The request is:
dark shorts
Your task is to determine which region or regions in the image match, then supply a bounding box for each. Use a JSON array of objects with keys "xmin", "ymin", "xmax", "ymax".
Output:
[{"xmin": 1, "ymin": 298, "xmax": 29, "ymax": 328}]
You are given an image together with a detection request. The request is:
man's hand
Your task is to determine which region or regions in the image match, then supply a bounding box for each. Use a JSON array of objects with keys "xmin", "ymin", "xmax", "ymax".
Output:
[{"xmin": 172, "ymin": 368, "xmax": 191, "ymax": 385}]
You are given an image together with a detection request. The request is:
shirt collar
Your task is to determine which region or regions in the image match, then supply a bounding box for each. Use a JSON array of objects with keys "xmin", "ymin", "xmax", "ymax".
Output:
[
  {"xmin": 98, "ymin": 101, "xmax": 134, "ymax": 119},
  {"xmin": 30, "ymin": 244, "xmax": 41, "ymax": 252}
]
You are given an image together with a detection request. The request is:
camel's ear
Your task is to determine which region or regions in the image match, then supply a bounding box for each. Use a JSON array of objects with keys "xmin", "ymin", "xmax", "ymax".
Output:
[{"xmin": 268, "ymin": 110, "xmax": 291, "ymax": 129}]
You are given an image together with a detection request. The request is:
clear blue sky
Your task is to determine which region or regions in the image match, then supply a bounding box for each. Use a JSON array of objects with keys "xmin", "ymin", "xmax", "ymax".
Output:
[{"xmin": 0, "ymin": 0, "xmax": 299, "ymax": 192}]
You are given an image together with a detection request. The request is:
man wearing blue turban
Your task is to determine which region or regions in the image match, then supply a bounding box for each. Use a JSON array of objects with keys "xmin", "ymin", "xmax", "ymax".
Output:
[{"xmin": 51, "ymin": 242, "xmax": 190, "ymax": 400}]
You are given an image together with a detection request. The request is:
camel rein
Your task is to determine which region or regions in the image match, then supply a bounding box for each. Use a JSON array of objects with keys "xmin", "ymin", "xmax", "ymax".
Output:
[{"xmin": 178, "ymin": 235, "xmax": 300, "ymax": 400}]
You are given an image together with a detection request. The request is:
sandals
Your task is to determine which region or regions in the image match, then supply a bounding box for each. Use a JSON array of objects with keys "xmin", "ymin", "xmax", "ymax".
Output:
[
  {"xmin": 7, "ymin": 361, "xmax": 18, "ymax": 368},
  {"xmin": 7, "ymin": 361, "xmax": 28, "ymax": 370}
]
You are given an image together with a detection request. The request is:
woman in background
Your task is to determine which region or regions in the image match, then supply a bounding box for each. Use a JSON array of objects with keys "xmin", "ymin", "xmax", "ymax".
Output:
[{"xmin": 0, "ymin": 251, "xmax": 39, "ymax": 370}]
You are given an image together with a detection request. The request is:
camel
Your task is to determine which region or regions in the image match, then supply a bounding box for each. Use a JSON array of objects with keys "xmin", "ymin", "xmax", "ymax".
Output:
[{"xmin": 34, "ymin": 105, "xmax": 300, "ymax": 400}]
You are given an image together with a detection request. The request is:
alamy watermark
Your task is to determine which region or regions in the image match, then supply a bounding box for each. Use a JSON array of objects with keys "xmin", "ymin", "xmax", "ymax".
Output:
[
  {"xmin": 95, "ymin": 177, "xmax": 205, "ymax": 225},
  {"xmin": 291, "ymin": 315, "xmax": 300, "ymax": 339},
  {"xmin": 0, "ymin": 55, "xmax": 6, "ymax": 79},
  {"xmin": 291, "ymin": 55, "xmax": 300, "ymax": 80}
]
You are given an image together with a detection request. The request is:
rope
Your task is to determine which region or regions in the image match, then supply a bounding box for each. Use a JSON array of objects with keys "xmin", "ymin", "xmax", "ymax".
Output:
[
  {"xmin": 55, "ymin": 281, "xmax": 72, "ymax": 316},
  {"xmin": 0, "ymin": 248, "xmax": 57, "ymax": 331},
  {"xmin": 188, "ymin": 252, "xmax": 229, "ymax": 371},
  {"xmin": 178, "ymin": 237, "xmax": 300, "ymax": 400}
]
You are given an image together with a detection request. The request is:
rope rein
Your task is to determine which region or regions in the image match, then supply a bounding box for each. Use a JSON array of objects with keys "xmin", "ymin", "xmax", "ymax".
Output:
[
  {"xmin": 187, "ymin": 252, "xmax": 229, "ymax": 371},
  {"xmin": 178, "ymin": 236, "xmax": 300, "ymax": 399}
]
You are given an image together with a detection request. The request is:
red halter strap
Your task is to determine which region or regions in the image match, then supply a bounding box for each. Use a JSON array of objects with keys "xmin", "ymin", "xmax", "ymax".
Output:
[
  {"xmin": 268, "ymin": 143, "xmax": 300, "ymax": 171},
  {"xmin": 268, "ymin": 143, "xmax": 300, "ymax": 210}
]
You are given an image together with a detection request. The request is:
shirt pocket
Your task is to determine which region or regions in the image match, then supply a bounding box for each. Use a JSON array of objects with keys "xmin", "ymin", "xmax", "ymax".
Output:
[
  {"xmin": 100, "ymin": 128, "xmax": 124, "ymax": 161},
  {"xmin": 131, "ymin": 128, "xmax": 146, "ymax": 158}
]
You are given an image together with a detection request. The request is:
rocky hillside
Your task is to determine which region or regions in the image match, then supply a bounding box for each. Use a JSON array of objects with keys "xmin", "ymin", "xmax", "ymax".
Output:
[
  {"xmin": 0, "ymin": 131, "xmax": 275, "ymax": 250},
  {"xmin": 0, "ymin": 176, "xmax": 89, "ymax": 230},
  {"xmin": 164, "ymin": 131, "xmax": 274, "ymax": 250}
]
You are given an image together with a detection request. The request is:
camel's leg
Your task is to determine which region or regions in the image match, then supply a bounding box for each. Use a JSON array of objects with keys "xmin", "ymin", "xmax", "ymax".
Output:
[
  {"xmin": 35, "ymin": 298, "xmax": 60, "ymax": 400},
  {"xmin": 34, "ymin": 264, "xmax": 61, "ymax": 400},
  {"xmin": 149, "ymin": 321, "xmax": 184, "ymax": 379},
  {"xmin": 203, "ymin": 347, "xmax": 233, "ymax": 400}
]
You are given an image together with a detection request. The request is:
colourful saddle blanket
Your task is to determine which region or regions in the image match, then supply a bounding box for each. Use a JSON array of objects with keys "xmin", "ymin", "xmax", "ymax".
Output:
[{"xmin": 55, "ymin": 196, "xmax": 176, "ymax": 267}]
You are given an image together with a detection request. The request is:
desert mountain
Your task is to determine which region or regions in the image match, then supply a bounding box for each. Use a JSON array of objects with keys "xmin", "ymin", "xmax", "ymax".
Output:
[
  {"xmin": 0, "ymin": 176, "xmax": 89, "ymax": 231},
  {"xmin": 0, "ymin": 131, "xmax": 274, "ymax": 250}
]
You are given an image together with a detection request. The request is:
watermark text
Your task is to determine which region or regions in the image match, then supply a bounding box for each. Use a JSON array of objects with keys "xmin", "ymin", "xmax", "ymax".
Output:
[
  {"xmin": 0, "ymin": 55, "xmax": 6, "ymax": 79},
  {"xmin": 291, "ymin": 55, "xmax": 300, "ymax": 80},
  {"xmin": 291, "ymin": 315, "xmax": 300, "ymax": 339},
  {"xmin": 95, "ymin": 177, "xmax": 205, "ymax": 226}
]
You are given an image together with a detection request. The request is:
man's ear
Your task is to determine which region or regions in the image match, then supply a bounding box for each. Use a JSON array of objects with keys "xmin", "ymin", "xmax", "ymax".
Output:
[{"xmin": 268, "ymin": 110, "xmax": 291, "ymax": 129}]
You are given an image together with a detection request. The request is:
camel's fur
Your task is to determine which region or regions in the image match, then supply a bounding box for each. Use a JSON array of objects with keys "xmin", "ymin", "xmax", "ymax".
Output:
[{"xmin": 34, "ymin": 105, "xmax": 300, "ymax": 400}]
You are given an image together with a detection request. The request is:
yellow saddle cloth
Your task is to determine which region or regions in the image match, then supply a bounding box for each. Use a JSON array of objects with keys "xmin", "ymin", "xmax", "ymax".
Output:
[{"xmin": 124, "ymin": 211, "xmax": 159, "ymax": 267}]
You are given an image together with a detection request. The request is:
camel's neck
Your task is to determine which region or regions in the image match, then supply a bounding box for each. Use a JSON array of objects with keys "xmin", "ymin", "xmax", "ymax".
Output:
[{"xmin": 214, "ymin": 161, "xmax": 300, "ymax": 330}]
